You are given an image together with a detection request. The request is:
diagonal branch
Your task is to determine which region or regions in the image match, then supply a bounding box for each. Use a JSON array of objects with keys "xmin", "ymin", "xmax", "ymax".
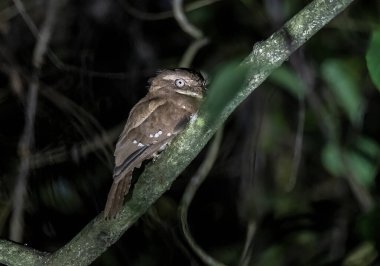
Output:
[{"xmin": 0, "ymin": 0, "xmax": 355, "ymax": 265}]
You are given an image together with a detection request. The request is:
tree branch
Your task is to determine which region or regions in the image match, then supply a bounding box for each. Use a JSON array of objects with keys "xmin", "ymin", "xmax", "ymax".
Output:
[
  {"xmin": 0, "ymin": 239, "xmax": 46, "ymax": 266},
  {"xmin": 0, "ymin": 0, "xmax": 355, "ymax": 265}
]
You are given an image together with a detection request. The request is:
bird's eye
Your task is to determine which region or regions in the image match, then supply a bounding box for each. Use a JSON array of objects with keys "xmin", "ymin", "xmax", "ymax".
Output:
[{"xmin": 175, "ymin": 79, "xmax": 185, "ymax": 88}]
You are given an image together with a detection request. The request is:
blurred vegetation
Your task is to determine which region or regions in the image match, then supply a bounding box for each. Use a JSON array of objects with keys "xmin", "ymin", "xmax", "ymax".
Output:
[{"xmin": 1, "ymin": 0, "xmax": 380, "ymax": 265}]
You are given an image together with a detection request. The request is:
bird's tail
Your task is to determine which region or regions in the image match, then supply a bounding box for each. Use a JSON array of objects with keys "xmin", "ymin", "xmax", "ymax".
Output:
[{"xmin": 104, "ymin": 172, "xmax": 132, "ymax": 219}]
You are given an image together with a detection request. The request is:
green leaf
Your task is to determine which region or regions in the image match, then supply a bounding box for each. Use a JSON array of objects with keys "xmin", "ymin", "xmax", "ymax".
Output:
[
  {"xmin": 321, "ymin": 138, "xmax": 380, "ymax": 188},
  {"xmin": 269, "ymin": 66, "xmax": 305, "ymax": 98},
  {"xmin": 257, "ymin": 245, "xmax": 284, "ymax": 266},
  {"xmin": 203, "ymin": 61, "xmax": 249, "ymax": 124},
  {"xmin": 346, "ymin": 151, "xmax": 375, "ymax": 187},
  {"xmin": 347, "ymin": 137, "xmax": 380, "ymax": 187},
  {"xmin": 366, "ymin": 29, "xmax": 380, "ymax": 92},
  {"xmin": 355, "ymin": 137, "xmax": 380, "ymax": 159},
  {"xmin": 321, "ymin": 143, "xmax": 344, "ymax": 177},
  {"xmin": 343, "ymin": 242, "xmax": 377, "ymax": 266},
  {"xmin": 321, "ymin": 59, "xmax": 364, "ymax": 125}
]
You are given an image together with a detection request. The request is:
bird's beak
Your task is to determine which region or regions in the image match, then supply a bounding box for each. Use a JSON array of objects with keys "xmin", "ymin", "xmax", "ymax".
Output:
[{"xmin": 174, "ymin": 89, "xmax": 203, "ymax": 99}]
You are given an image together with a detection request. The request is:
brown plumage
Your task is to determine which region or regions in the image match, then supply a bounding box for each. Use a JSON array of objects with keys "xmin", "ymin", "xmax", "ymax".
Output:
[{"xmin": 104, "ymin": 68, "xmax": 206, "ymax": 218}]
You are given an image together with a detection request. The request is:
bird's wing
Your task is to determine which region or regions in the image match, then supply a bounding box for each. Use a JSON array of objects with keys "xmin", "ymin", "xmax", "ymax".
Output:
[
  {"xmin": 105, "ymin": 100, "xmax": 193, "ymax": 218},
  {"xmin": 113, "ymin": 97, "xmax": 167, "ymax": 172},
  {"xmin": 118, "ymin": 97, "xmax": 167, "ymax": 141}
]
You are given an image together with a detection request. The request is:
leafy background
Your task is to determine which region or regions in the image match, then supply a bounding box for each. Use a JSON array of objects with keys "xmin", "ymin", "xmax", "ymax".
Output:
[{"xmin": 1, "ymin": 0, "xmax": 380, "ymax": 265}]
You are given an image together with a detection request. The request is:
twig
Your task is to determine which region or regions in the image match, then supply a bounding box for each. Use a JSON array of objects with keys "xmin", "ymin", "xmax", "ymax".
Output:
[
  {"xmin": 173, "ymin": 0, "xmax": 208, "ymax": 70},
  {"xmin": 237, "ymin": 94, "xmax": 267, "ymax": 266},
  {"xmin": 9, "ymin": 0, "xmax": 63, "ymax": 243},
  {"xmin": 173, "ymin": 0, "xmax": 203, "ymax": 39},
  {"xmin": 239, "ymin": 221, "xmax": 257, "ymax": 266},
  {"xmin": 48, "ymin": 53, "xmax": 134, "ymax": 79},
  {"xmin": 30, "ymin": 125, "xmax": 121, "ymax": 169},
  {"xmin": 39, "ymin": 87, "xmax": 114, "ymax": 169},
  {"xmin": 10, "ymin": 0, "xmax": 39, "ymax": 36},
  {"xmin": 9, "ymin": 0, "xmax": 132, "ymax": 80},
  {"xmin": 285, "ymin": 50, "xmax": 313, "ymax": 192},
  {"xmin": 118, "ymin": 0, "xmax": 221, "ymax": 21},
  {"xmin": 0, "ymin": 1, "xmax": 41, "ymax": 22},
  {"xmin": 179, "ymin": 38, "xmax": 209, "ymax": 68},
  {"xmin": 179, "ymin": 129, "xmax": 225, "ymax": 266},
  {"xmin": 286, "ymin": 94, "xmax": 305, "ymax": 191}
]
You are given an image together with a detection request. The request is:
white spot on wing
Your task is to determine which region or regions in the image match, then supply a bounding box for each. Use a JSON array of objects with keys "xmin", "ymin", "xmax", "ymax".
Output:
[
  {"xmin": 167, "ymin": 133, "xmax": 172, "ymax": 137},
  {"xmin": 137, "ymin": 143, "xmax": 144, "ymax": 147},
  {"xmin": 133, "ymin": 140, "xmax": 138, "ymax": 144},
  {"xmin": 154, "ymin": 130, "xmax": 162, "ymax": 138}
]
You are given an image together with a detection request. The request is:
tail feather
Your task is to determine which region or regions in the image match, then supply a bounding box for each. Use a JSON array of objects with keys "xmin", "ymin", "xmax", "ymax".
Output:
[{"xmin": 104, "ymin": 173, "xmax": 132, "ymax": 219}]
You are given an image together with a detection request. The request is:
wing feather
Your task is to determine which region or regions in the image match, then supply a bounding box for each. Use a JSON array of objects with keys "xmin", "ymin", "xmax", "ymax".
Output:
[{"xmin": 114, "ymin": 97, "xmax": 166, "ymax": 168}]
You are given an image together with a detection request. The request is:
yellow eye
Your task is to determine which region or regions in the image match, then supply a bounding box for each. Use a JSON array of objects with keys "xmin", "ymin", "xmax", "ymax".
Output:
[{"xmin": 175, "ymin": 79, "xmax": 185, "ymax": 88}]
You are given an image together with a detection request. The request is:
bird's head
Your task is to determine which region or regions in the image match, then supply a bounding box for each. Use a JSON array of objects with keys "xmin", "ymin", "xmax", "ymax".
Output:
[{"xmin": 149, "ymin": 68, "xmax": 206, "ymax": 99}]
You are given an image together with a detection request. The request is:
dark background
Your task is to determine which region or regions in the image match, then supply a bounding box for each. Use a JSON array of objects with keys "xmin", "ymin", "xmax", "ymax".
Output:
[{"xmin": 1, "ymin": 0, "xmax": 380, "ymax": 265}]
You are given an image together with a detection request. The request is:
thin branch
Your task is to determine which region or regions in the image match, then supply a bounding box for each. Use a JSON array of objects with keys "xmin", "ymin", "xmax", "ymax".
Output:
[
  {"xmin": 0, "ymin": 0, "xmax": 356, "ymax": 264},
  {"xmin": 9, "ymin": 0, "xmax": 64, "ymax": 243},
  {"xmin": 173, "ymin": 0, "xmax": 203, "ymax": 39},
  {"xmin": 237, "ymin": 95, "xmax": 267, "ymax": 266},
  {"xmin": 118, "ymin": 0, "xmax": 221, "ymax": 21},
  {"xmin": 179, "ymin": 38, "xmax": 209, "ymax": 68},
  {"xmin": 285, "ymin": 50, "xmax": 312, "ymax": 192},
  {"xmin": 30, "ymin": 126, "xmax": 120, "ymax": 169},
  {"xmin": 179, "ymin": 129, "xmax": 224, "ymax": 266},
  {"xmin": 174, "ymin": 0, "xmax": 209, "ymax": 85},
  {"xmin": 39, "ymin": 87, "xmax": 114, "ymax": 169},
  {"xmin": 9, "ymin": 0, "xmax": 132, "ymax": 80},
  {"xmin": 238, "ymin": 221, "xmax": 257, "ymax": 266},
  {"xmin": 0, "ymin": 1, "xmax": 42, "ymax": 22},
  {"xmin": 48, "ymin": 53, "xmax": 134, "ymax": 79},
  {"xmin": 287, "ymin": 94, "xmax": 305, "ymax": 191},
  {"xmin": 10, "ymin": 0, "xmax": 39, "ymax": 37}
]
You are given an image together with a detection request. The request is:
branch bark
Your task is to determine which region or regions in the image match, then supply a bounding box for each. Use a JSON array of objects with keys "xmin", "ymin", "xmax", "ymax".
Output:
[{"xmin": 0, "ymin": 0, "xmax": 355, "ymax": 265}]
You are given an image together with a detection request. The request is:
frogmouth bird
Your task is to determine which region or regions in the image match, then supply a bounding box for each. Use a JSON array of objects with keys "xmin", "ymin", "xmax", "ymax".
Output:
[{"xmin": 104, "ymin": 68, "xmax": 206, "ymax": 218}]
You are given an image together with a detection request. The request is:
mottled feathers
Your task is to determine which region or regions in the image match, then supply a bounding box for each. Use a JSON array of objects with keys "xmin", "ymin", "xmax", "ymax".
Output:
[{"xmin": 104, "ymin": 68, "xmax": 206, "ymax": 218}]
